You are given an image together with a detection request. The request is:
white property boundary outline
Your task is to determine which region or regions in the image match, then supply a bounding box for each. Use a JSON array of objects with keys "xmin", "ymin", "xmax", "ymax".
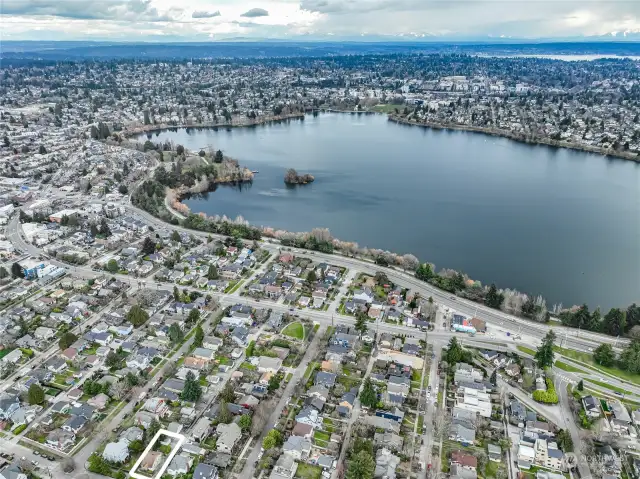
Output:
[{"xmin": 128, "ymin": 428, "xmax": 186, "ymax": 479}]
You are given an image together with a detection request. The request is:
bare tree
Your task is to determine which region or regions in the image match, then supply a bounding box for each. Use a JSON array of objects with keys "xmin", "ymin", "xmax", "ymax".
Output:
[
  {"xmin": 109, "ymin": 380, "xmax": 128, "ymax": 400},
  {"xmin": 251, "ymin": 400, "xmax": 271, "ymax": 437},
  {"xmin": 403, "ymin": 254, "xmax": 419, "ymax": 271}
]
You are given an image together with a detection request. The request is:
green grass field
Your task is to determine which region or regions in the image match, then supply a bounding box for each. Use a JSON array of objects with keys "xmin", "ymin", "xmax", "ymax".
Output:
[
  {"xmin": 553, "ymin": 346, "xmax": 640, "ymax": 386},
  {"xmin": 517, "ymin": 346, "xmax": 536, "ymax": 356},
  {"xmin": 372, "ymin": 104, "xmax": 401, "ymax": 114},
  {"xmin": 554, "ymin": 361, "xmax": 586, "ymax": 373},
  {"xmin": 295, "ymin": 463, "xmax": 322, "ymax": 479},
  {"xmin": 585, "ymin": 379, "xmax": 633, "ymax": 395},
  {"xmin": 282, "ymin": 322, "xmax": 305, "ymax": 340}
]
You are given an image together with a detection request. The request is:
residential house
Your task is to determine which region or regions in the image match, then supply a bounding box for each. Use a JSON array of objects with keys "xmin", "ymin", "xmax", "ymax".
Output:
[
  {"xmin": 103, "ymin": 440, "xmax": 130, "ymax": 463},
  {"xmin": 315, "ymin": 372, "xmax": 337, "ymax": 389},
  {"xmin": 0, "ymin": 394, "xmax": 20, "ymax": 420},
  {"xmin": 141, "ymin": 451, "xmax": 164, "ymax": 472},
  {"xmin": 167, "ymin": 454, "xmax": 193, "ymax": 476},
  {"xmin": 257, "ymin": 356, "xmax": 283, "ymax": 374},
  {"xmin": 191, "ymin": 417, "xmax": 212, "ymax": 442},
  {"xmin": 216, "ymin": 422, "xmax": 241, "ymax": 453},
  {"xmin": 193, "ymin": 463, "xmax": 218, "ymax": 479},
  {"xmin": 271, "ymin": 454, "xmax": 298, "ymax": 479},
  {"xmin": 46, "ymin": 429, "xmax": 75, "ymax": 450},
  {"xmin": 582, "ymin": 395, "xmax": 601, "ymax": 418},
  {"xmin": 282, "ymin": 435, "xmax": 312, "ymax": 460}
]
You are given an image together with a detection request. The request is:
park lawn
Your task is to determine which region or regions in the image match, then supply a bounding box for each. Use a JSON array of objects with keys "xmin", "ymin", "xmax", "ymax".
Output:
[
  {"xmin": 295, "ymin": 463, "xmax": 322, "ymax": 479},
  {"xmin": 553, "ymin": 346, "xmax": 640, "ymax": 386},
  {"xmin": 517, "ymin": 346, "xmax": 536, "ymax": 356},
  {"xmin": 554, "ymin": 361, "xmax": 586, "ymax": 373},
  {"xmin": 584, "ymin": 379, "xmax": 633, "ymax": 395},
  {"xmin": 283, "ymin": 322, "xmax": 305, "ymax": 340},
  {"xmin": 417, "ymin": 414, "xmax": 424, "ymax": 432},
  {"xmin": 285, "ymin": 373, "xmax": 293, "ymax": 382},
  {"xmin": 372, "ymin": 104, "xmax": 401, "ymax": 114}
]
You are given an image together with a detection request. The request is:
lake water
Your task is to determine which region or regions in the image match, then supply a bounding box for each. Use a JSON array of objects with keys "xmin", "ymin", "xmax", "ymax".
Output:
[{"xmin": 140, "ymin": 113, "xmax": 640, "ymax": 310}]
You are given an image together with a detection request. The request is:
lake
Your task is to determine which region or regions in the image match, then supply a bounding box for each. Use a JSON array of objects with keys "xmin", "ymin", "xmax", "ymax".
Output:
[{"xmin": 140, "ymin": 113, "xmax": 640, "ymax": 310}]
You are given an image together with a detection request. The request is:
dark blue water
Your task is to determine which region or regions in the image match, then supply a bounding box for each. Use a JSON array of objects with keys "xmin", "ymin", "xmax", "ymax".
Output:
[{"xmin": 141, "ymin": 113, "xmax": 640, "ymax": 310}]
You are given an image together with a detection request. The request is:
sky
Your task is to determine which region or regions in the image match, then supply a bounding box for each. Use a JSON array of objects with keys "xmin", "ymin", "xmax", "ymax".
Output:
[{"xmin": 1, "ymin": 0, "xmax": 640, "ymax": 42}]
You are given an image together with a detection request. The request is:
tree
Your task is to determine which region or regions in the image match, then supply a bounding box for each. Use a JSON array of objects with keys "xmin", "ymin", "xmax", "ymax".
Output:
[
  {"xmin": 268, "ymin": 375, "xmax": 281, "ymax": 391},
  {"xmin": 168, "ymin": 323, "xmax": 184, "ymax": 345},
  {"xmin": 146, "ymin": 419, "xmax": 161, "ymax": 442},
  {"xmin": 593, "ymin": 344, "xmax": 616, "ymax": 367},
  {"xmin": 577, "ymin": 380, "xmax": 584, "ymax": 391},
  {"xmin": 620, "ymin": 340, "xmax": 640, "ymax": 374},
  {"xmin": 535, "ymin": 330, "xmax": 556, "ymax": 369},
  {"xmin": 105, "ymin": 351, "xmax": 122, "ymax": 369},
  {"xmin": 182, "ymin": 371, "xmax": 202, "ymax": 402},
  {"xmin": 445, "ymin": 337, "xmax": 464, "ymax": 365},
  {"xmin": 602, "ymin": 308, "xmax": 626, "ymax": 337},
  {"xmin": 187, "ymin": 309, "xmax": 201, "ymax": 325},
  {"xmin": 128, "ymin": 439, "xmax": 144, "ymax": 453},
  {"xmin": 194, "ymin": 325, "xmax": 204, "ymax": 347},
  {"xmin": 239, "ymin": 414, "xmax": 252, "ymax": 432},
  {"xmin": 28, "ymin": 383, "xmax": 44, "ymax": 405},
  {"xmin": 59, "ymin": 332, "xmax": 78, "ymax": 350},
  {"xmin": 415, "ymin": 263, "xmax": 434, "ymax": 281},
  {"xmin": 214, "ymin": 149, "xmax": 224, "ymax": 163},
  {"xmin": 106, "ymin": 259, "xmax": 119, "ymax": 273},
  {"xmin": 171, "ymin": 230, "xmax": 181, "ymax": 242},
  {"xmin": 0, "ymin": 266, "xmax": 8, "ymax": 279},
  {"xmin": 118, "ymin": 184, "xmax": 128, "ymax": 195},
  {"xmin": 345, "ymin": 450, "xmax": 375, "ymax": 479},
  {"xmin": 207, "ymin": 263, "xmax": 219, "ymax": 280},
  {"xmin": 485, "ymin": 284, "xmax": 504, "ymax": 309},
  {"xmin": 176, "ymin": 144, "xmax": 185, "ymax": 156},
  {"xmin": 173, "ymin": 285, "xmax": 181, "ymax": 302},
  {"xmin": 490, "ymin": 369, "xmax": 497, "ymax": 386},
  {"xmin": 354, "ymin": 311, "xmax": 368, "ymax": 338},
  {"xmin": 90, "ymin": 223, "xmax": 99, "ymax": 237},
  {"xmin": 217, "ymin": 402, "xmax": 233, "ymax": 424},
  {"xmin": 306, "ymin": 269, "xmax": 317, "ymax": 284},
  {"xmin": 11, "ymin": 262, "xmax": 22, "ymax": 278},
  {"xmin": 262, "ymin": 429, "xmax": 283, "ymax": 450},
  {"xmin": 360, "ymin": 378, "xmax": 377, "ymax": 408},
  {"xmin": 220, "ymin": 382, "xmax": 235, "ymax": 403},
  {"xmin": 39, "ymin": 145, "xmax": 47, "ymax": 154},
  {"xmin": 127, "ymin": 304, "xmax": 149, "ymax": 327},
  {"xmin": 141, "ymin": 237, "xmax": 156, "ymax": 255},
  {"xmin": 99, "ymin": 218, "xmax": 111, "ymax": 237}
]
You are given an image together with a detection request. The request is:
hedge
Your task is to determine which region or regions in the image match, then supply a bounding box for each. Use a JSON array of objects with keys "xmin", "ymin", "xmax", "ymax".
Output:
[{"xmin": 532, "ymin": 378, "xmax": 558, "ymax": 404}]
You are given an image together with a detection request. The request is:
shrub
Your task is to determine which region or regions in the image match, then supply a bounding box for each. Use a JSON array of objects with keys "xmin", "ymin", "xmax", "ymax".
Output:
[{"xmin": 532, "ymin": 378, "xmax": 558, "ymax": 404}]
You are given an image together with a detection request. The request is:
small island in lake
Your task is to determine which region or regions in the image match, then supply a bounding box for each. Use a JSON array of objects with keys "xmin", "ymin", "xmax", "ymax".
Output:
[{"xmin": 284, "ymin": 168, "xmax": 315, "ymax": 185}]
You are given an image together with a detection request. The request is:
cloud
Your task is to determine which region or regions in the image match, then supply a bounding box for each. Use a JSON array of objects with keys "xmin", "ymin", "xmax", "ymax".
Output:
[
  {"xmin": 192, "ymin": 10, "xmax": 221, "ymax": 19},
  {"xmin": 240, "ymin": 7, "xmax": 269, "ymax": 17},
  {"xmin": 0, "ymin": 0, "xmax": 178, "ymax": 22}
]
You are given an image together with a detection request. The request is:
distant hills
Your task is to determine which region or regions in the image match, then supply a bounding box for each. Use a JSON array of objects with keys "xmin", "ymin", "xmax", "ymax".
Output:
[{"xmin": 2, "ymin": 39, "xmax": 640, "ymax": 62}]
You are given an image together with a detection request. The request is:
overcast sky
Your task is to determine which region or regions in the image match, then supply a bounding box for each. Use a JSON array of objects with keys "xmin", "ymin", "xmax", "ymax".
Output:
[{"xmin": 1, "ymin": 0, "xmax": 639, "ymax": 41}]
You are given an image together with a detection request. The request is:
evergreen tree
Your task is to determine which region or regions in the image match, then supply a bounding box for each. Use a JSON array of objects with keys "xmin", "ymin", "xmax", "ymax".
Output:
[
  {"xmin": 490, "ymin": 369, "xmax": 497, "ymax": 386},
  {"xmin": 11, "ymin": 262, "xmax": 22, "ymax": 278},
  {"xmin": 535, "ymin": 330, "xmax": 556, "ymax": 369},
  {"xmin": 127, "ymin": 304, "xmax": 149, "ymax": 327},
  {"xmin": 445, "ymin": 337, "xmax": 464, "ymax": 365},
  {"xmin": 182, "ymin": 371, "xmax": 202, "ymax": 402},
  {"xmin": 577, "ymin": 380, "xmax": 584, "ymax": 391},
  {"xmin": 360, "ymin": 378, "xmax": 377, "ymax": 408},
  {"xmin": 193, "ymin": 325, "xmax": 204, "ymax": 347},
  {"xmin": 28, "ymin": 384, "xmax": 45, "ymax": 405},
  {"xmin": 141, "ymin": 237, "xmax": 156, "ymax": 255},
  {"xmin": 346, "ymin": 450, "xmax": 375, "ymax": 479},
  {"xmin": 354, "ymin": 311, "xmax": 368, "ymax": 338},
  {"xmin": 58, "ymin": 332, "xmax": 78, "ymax": 350},
  {"xmin": 485, "ymin": 284, "xmax": 504, "ymax": 309},
  {"xmin": 593, "ymin": 344, "xmax": 616, "ymax": 367},
  {"xmin": 99, "ymin": 218, "xmax": 111, "ymax": 237},
  {"xmin": 0, "ymin": 266, "xmax": 8, "ymax": 279},
  {"xmin": 207, "ymin": 264, "xmax": 219, "ymax": 280},
  {"xmin": 168, "ymin": 323, "xmax": 184, "ymax": 345}
]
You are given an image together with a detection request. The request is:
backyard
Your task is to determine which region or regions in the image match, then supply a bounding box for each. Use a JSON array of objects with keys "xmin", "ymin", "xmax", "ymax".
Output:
[{"xmin": 282, "ymin": 322, "xmax": 305, "ymax": 340}]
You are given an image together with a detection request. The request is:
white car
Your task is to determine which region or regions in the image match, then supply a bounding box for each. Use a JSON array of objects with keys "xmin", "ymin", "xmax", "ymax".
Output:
[{"xmin": 427, "ymin": 392, "xmax": 431, "ymax": 398}]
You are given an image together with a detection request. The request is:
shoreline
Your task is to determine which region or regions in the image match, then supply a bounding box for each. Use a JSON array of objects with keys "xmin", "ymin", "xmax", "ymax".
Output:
[
  {"xmin": 127, "ymin": 109, "xmax": 639, "ymax": 164},
  {"xmin": 122, "ymin": 112, "xmax": 305, "ymax": 138},
  {"xmin": 388, "ymin": 115, "xmax": 640, "ymax": 163}
]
